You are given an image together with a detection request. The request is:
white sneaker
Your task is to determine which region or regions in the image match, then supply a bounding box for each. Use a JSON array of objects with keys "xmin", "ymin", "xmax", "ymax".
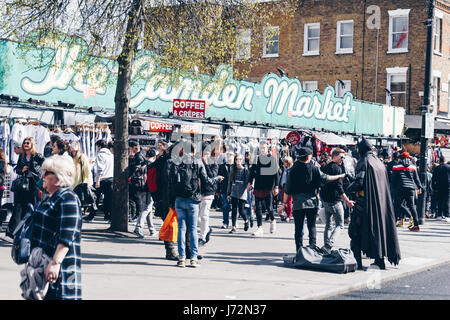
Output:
[
  {"xmin": 270, "ymin": 220, "xmax": 276, "ymax": 234},
  {"xmin": 445, "ymin": 217, "xmax": 450, "ymax": 223},
  {"xmin": 252, "ymin": 227, "xmax": 264, "ymax": 237},
  {"xmin": 441, "ymin": 216, "xmax": 447, "ymax": 221},
  {"xmin": 133, "ymin": 229, "xmax": 145, "ymax": 238}
]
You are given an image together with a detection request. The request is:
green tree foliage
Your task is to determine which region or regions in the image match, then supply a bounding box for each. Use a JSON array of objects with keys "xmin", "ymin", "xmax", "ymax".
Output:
[{"xmin": 0, "ymin": 0, "xmax": 300, "ymax": 231}]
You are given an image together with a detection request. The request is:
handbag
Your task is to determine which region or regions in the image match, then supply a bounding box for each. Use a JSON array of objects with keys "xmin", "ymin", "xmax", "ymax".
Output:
[
  {"xmin": 11, "ymin": 175, "xmax": 30, "ymax": 193},
  {"xmin": 74, "ymin": 159, "xmax": 97, "ymax": 210},
  {"xmin": 159, "ymin": 208, "xmax": 178, "ymax": 242},
  {"xmin": 11, "ymin": 204, "xmax": 35, "ymax": 265}
]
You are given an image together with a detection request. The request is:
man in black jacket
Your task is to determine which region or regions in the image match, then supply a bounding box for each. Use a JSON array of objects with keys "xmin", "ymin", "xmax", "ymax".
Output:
[
  {"xmin": 168, "ymin": 140, "xmax": 223, "ymax": 267},
  {"xmin": 392, "ymin": 152, "xmax": 423, "ymax": 231},
  {"xmin": 320, "ymin": 148, "xmax": 355, "ymax": 253},
  {"xmin": 247, "ymin": 141, "xmax": 279, "ymax": 236},
  {"xmin": 128, "ymin": 140, "xmax": 147, "ymax": 222},
  {"xmin": 218, "ymin": 151, "xmax": 234, "ymax": 229},
  {"xmin": 432, "ymin": 155, "xmax": 450, "ymax": 222},
  {"xmin": 198, "ymin": 142, "xmax": 218, "ymax": 246}
]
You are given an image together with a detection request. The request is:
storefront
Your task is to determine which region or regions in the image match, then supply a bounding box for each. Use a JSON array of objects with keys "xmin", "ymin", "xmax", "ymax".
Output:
[{"xmin": 0, "ymin": 38, "xmax": 405, "ymax": 139}]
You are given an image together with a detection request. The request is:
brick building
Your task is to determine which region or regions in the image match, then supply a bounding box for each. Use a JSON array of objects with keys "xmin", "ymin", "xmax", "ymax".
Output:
[{"xmin": 235, "ymin": 0, "xmax": 450, "ymax": 117}]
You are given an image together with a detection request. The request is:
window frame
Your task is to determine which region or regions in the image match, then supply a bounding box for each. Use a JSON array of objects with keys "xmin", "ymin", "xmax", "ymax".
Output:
[
  {"xmin": 303, "ymin": 23, "xmax": 320, "ymax": 56},
  {"xmin": 302, "ymin": 81, "xmax": 318, "ymax": 93},
  {"xmin": 387, "ymin": 9, "xmax": 410, "ymax": 54},
  {"xmin": 335, "ymin": 80, "xmax": 352, "ymax": 97},
  {"xmin": 262, "ymin": 26, "xmax": 279, "ymax": 58},
  {"xmin": 386, "ymin": 67, "xmax": 408, "ymax": 107},
  {"xmin": 336, "ymin": 20, "xmax": 354, "ymax": 55},
  {"xmin": 434, "ymin": 12, "xmax": 443, "ymax": 55}
]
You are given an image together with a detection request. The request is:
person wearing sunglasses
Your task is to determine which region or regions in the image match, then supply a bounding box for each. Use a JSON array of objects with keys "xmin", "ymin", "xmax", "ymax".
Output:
[
  {"xmin": 319, "ymin": 148, "xmax": 355, "ymax": 254},
  {"xmin": 7, "ymin": 137, "xmax": 44, "ymax": 238},
  {"xmin": 30, "ymin": 155, "xmax": 82, "ymax": 300}
]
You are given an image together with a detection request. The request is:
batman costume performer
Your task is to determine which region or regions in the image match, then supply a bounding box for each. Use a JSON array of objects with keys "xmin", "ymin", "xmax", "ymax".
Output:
[{"xmin": 347, "ymin": 138, "xmax": 401, "ymax": 270}]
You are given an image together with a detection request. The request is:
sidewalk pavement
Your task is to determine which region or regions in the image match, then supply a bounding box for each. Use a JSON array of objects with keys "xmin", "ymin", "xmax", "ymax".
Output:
[{"xmin": 1, "ymin": 210, "xmax": 449, "ymax": 300}]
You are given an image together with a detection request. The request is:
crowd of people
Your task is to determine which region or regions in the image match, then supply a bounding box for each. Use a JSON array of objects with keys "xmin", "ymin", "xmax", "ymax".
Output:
[{"xmin": 2, "ymin": 131, "xmax": 450, "ymax": 299}]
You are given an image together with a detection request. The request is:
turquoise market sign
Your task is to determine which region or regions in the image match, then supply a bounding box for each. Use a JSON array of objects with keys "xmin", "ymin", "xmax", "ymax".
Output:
[{"xmin": 0, "ymin": 39, "xmax": 403, "ymax": 135}]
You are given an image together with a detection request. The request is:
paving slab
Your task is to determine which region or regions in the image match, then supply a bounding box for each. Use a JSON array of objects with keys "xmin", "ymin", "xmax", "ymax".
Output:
[{"xmin": 1, "ymin": 211, "xmax": 449, "ymax": 300}]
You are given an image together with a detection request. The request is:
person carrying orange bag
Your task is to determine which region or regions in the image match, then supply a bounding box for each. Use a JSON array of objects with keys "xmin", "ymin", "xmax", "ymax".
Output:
[{"xmin": 159, "ymin": 208, "xmax": 178, "ymax": 242}]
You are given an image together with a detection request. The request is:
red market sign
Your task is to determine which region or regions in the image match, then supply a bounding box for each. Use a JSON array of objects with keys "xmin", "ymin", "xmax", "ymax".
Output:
[
  {"xmin": 286, "ymin": 131, "xmax": 301, "ymax": 145},
  {"xmin": 148, "ymin": 121, "xmax": 173, "ymax": 132},
  {"xmin": 173, "ymin": 99, "xmax": 206, "ymax": 119}
]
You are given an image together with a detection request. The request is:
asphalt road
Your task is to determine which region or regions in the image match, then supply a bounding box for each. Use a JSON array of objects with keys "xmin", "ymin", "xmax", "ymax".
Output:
[{"xmin": 325, "ymin": 262, "xmax": 450, "ymax": 300}]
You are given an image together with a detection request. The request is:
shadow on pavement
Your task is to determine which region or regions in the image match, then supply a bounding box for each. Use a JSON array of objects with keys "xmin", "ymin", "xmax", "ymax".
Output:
[{"xmin": 204, "ymin": 251, "xmax": 287, "ymax": 267}]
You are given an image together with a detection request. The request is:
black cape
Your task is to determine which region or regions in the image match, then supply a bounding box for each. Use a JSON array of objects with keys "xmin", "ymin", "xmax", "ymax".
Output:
[{"xmin": 362, "ymin": 152, "xmax": 401, "ymax": 265}]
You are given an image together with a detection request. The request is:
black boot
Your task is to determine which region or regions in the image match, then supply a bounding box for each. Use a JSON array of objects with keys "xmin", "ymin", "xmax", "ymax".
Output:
[
  {"xmin": 373, "ymin": 257, "xmax": 386, "ymax": 270},
  {"xmin": 352, "ymin": 246, "xmax": 363, "ymax": 270},
  {"xmin": 164, "ymin": 241, "xmax": 179, "ymax": 261}
]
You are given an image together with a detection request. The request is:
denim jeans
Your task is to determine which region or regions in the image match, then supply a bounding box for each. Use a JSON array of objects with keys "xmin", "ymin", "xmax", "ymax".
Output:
[
  {"xmin": 323, "ymin": 202, "xmax": 345, "ymax": 248},
  {"xmin": 100, "ymin": 178, "xmax": 113, "ymax": 216},
  {"xmin": 198, "ymin": 195, "xmax": 214, "ymax": 241},
  {"xmin": 175, "ymin": 197, "xmax": 200, "ymax": 260},
  {"xmin": 255, "ymin": 194, "xmax": 274, "ymax": 227},
  {"xmin": 230, "ymin": 197, "xmax": 248, "ymax": 227},
  {"xmin": 293, "ymin": 208, "xmax": 317, "ymax": 252},
  {"xmin": 221, "ymin": 193, "xmax": 230, "ymax": 226},
  {"xmin": 395, "ymin": 189, "xmax": 419, "ymax": 226},
  {"xmin": 437, "ymin": 193, "xmax": 450, "ymax": 218},
  {"xmin": 135, "ymin": 192, "xmax": 155, "ymax": 233}
]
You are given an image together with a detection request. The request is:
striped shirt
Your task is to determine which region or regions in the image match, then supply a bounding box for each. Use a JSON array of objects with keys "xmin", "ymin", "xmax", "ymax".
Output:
[{"xmin": 31, "ymin": 187, "xmax": 82, "ymax": 300}]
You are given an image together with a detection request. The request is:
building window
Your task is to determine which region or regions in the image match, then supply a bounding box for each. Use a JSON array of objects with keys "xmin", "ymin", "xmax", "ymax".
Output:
[
  {"xmin": 335, "ymin": 80, "xmax": 351, "ymax": 97},
  {"xmin": 434, "ymin": 16, "xmax": 443, "ymax": 55},
  {"xmin": 432, "ymin": 76, "xmax": 441, "ymax": 115},
  {"xmin": 237, "ymin": 29, "xmax": 251, "ymax": 60},
  {"xmin": 386, "ymin": 67, "xmax": 408, "ymax": 107},
  {"xmin": 302, "ymin": 81, "xmax": 318, "ymax": 92},
  {"xmin": 388, "ymin": 9, "xmax": 410, "ymax": 54},
  {"xmin": 303, "ymin": 23, "xmax": 320, "ymax": 56},
  {"xmin": 336, "ymin": 20, "xmax": 354, "ymax": 54},
  {"xmin": 263, "ymin": 26, "xmax": 279, "ymax": 58}
]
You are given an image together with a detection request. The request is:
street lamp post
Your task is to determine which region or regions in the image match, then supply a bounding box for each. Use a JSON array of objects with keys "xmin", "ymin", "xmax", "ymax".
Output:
[{"xmin": 418, "ymin": 0, "xmax": 435, "ymax": 225}]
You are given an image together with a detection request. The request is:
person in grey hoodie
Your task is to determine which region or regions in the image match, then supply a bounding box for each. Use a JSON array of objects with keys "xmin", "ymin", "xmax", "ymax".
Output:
[
  {"xmin": 227, "ymin": 153, "xmax": 250, "ymax": 233},
  {"xmin": 84, "ymin": 140, "xmax": 113, "ymax": 222}
]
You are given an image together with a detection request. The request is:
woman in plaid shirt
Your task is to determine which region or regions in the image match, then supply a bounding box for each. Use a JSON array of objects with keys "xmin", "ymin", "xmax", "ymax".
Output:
[{"xmin": 31, "ymin": 155, "xmax": 82, "ymax": 300}]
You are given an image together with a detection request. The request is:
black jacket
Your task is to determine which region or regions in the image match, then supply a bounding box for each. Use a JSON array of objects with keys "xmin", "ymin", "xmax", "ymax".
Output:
[
  {"xmin": 168, "ymin": 156, "xmax": 220, "ymax": 203},
  {"xmin": 15, "ymin": 153, "xmax": 44, "ymax": 184},
  {"xmin": 320, "ymin": 162, "xmax": 344, "ymax": 203},
  {"xmin": 218, "ymin": 163, "xmax": 232, "ymax": 194},
  {"xmin": 249, "ymin": 155, "xmax": 279, "ymax": 191},
  {"xmin": 201, "ymin": 162, "xmax": 219, "ymax": 196},
  {"xmin": 392, "ymin": 158, "xmax": 422, "ymax": 191},
  {"xmin": 432, "ymin": 163, "xmax": 450, "ymax": 193},
  {"xmin": 129, "ymin": 151, "xmax": 147, "ymax": 178},
  {"xmin": 148, "ymin": 152, "xmax": 170, "ymax": 200},
  {"xmin": 0, "ymin": 160, "xmax": 5, "ymax": 186}
]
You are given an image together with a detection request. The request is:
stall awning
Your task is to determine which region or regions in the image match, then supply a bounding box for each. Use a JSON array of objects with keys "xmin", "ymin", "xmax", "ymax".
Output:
[
  {"xmin": 404, "ymin": 115, "xmax": 450, "ymax": 131},
  {"xmin": 315, "ymin": 132, "xmax": 356, "ymax": 146}
]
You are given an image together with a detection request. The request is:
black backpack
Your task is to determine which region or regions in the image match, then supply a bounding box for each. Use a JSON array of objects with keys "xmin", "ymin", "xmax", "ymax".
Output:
[
  {"xmin": 129, "ymin": 120, "xmax": 143, "ymax": 135},
  {"xmin": 130, "ymin": 164, "xmax": 147, "ymax": 190},
  {"xmin": 173, "ymin": 162, "xmax": 199, "ymax": 199}
]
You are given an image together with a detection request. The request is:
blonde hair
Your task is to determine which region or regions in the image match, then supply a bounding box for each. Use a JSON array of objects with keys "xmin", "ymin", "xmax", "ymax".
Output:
[
  {"xmin": 21, "ymin": 137, "xmax": 38, "ymax": 156},
  {"xmin": 283, "ymin": 156, "xmax": 293, "ymax": 168},
  {"xmin": 42, "ymin": 155, "xmax": 76, "ymax": 187}
]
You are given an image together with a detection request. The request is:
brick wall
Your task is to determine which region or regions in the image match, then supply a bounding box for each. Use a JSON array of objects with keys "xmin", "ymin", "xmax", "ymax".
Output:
[{"xmin": 234, "ymin": 0, "xmax": 450, "ymax": 116}]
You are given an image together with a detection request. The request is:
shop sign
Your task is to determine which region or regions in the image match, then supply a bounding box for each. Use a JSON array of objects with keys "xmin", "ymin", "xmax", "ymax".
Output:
[
  {"xmin": 180, "ymin": 123, "xmax": 202, "ymax": 134},
  {"xmin": 286, "ymin": 131, "xmax": 301, "ymax": 145},
  {"xmin": 173, "ymin": 99, "xmax": 206, "ymax": 119},
  {"xmin": 0, "ymin": 38, "xmax": 405, "ymax": 135},
  {"xmin": 148, "ymin": 120, "xmax": 173, "ymax": 132}
]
